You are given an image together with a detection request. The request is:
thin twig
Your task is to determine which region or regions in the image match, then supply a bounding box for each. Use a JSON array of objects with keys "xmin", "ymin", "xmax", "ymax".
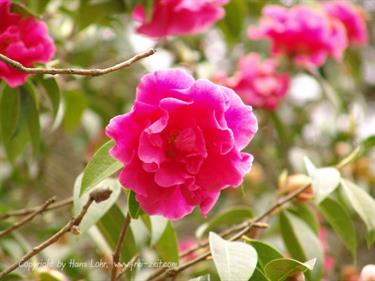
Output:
[
  {"xmin": 148, "ymin": 183, "xmax": 311, "ymax": 281},
  {"xmin": 0, "ymin": 49, "xmax": 156, "ymax": 77},
  {"xmin": 0, "ymin": 197, "xmax": 56, "ymax": 238},
  {"xmin": 115, "ymin": 254, "xmax": 140, "ymax": 281},
  {"xmin": 0, "ymin": 187, "xmax": 112, "ymax": 279},
  {"xmin": 0, "ymin": 197, "xmax": 73, "ymax": 220},
  {"xmin": 111, "ymin": 213, "xmax": 132, "ymax": 281}
]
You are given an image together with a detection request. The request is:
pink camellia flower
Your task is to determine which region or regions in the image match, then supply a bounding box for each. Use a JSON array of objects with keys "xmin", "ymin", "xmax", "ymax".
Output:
[
  {"xmin": 248, "ymin": 4, "xmax": 348, "ymax": 68},
  {"xmin": 360, "ymin": 265, "xmax": 375, "ymax": 281},
  {"xmin": 319, "ymin": 228, "xmax": 335, "ymax": 273},
  {"xmin": 106, "ymin": 69, "xmax": 257, "ymax": 220},
  {"xmin": 215, "ymin": 53, "xmax": 290, "ymax": 110},
  {"xmin": 323, "ymin": 0, "xmax": 368, "ymax": 45},
  {"xmin": 132, "ymin": 0, "xmax": 228, "ymax": 38},
  {"xmin": 179, "ymin": 239, "xmax": 198, "ymax": 261},
  {"xmin": 0, "ymin": 0, "xmax": 55, "ymax": 87}
]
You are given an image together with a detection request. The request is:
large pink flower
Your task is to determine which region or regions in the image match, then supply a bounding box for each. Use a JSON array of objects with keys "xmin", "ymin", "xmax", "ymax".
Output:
[
  {"xmin": 106, "ymin": 69, "xmax": 258, "ymax": 220},
  {"xmin": 248, "ymin": 4, "xmax": 348, "ymax": 68},
  {"xmin": 132, "ymin": 0, "xmax": 228, "ymax": 38},
  {"xmin": 0, "ymin": 0, "xmax": 55, "ymax": 87},
  {"xmin": 215, "ymin": 53, "xmax": 290, "ymax": 110},
  {"xmin": 323, "ymin": 0, "xmax": 368, "ymax": 45}
]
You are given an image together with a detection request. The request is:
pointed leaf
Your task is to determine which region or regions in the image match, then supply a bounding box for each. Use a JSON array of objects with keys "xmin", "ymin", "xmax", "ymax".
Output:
[
  {"xmin": 209, "ymin": 232, "xmax": 257, "ymax": 281},
  {"xmin": 319, "ymin": 197, "xmax": 357, "ymax": 258},
  {"xmin": 245, "ymin": 240, "xmax": 283, "ymax": 269},
  {"xmin": 264, "ymin": 258, "xmax": 316, "ymax": 281},
  {"xmin": 128, "ymin": 190, "xmax": 144, "ymax": 219},
  {"xmin": 311, "ymin": 167, "xmax": 341, "ymax": 203},
  {"xmin": 81, "ymin": 140, "xmax": 123, "ymax": 195},
  {"xmin": 155, "ymin": 222, "xmax": 179, "ymax": 264}
]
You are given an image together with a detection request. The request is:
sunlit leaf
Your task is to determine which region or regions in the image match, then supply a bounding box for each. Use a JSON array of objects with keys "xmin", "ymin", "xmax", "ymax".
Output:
[
  {"xmin": 245, "ymin": 240, "xmax": 283, "ymax": 269},
  {"xmin": 209, "ymin": 232, "xmax": 257, "ymax": 281},
  {"xmin": 264, "ymin": 258, "xmax": 316, "ymax": 281},
  {"xmin": 311, "ymin": 167, "xmax": 341, "ymax": 204}
]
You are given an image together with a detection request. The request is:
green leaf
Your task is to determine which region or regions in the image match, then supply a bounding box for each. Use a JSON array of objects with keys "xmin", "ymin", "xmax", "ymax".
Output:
[
  {"xmin": 341, "ymin": 179, "xmax": 375, "ymax": 246},
  {"xmin": 10, "ymin": 1, "xmax": 40, "ymax": 18},
  {"xmin": 310, "ymin": 167, "xmax": 341, "ymax": 204},
  {"xmin": 264, "ymin": 258, "xmax": 316, "ymax": 281},
  {"xmin": 196, "ymin": 207, "xmax": 253, "ymax": 238},
  {"xmin": 73, "ymin": 174, "xmax": 122, "ymax": 233},
  {"xmin": 155, "ymin": 222, "xmax": 179, "ymax": 264},
  {"xmin": 22, "ymin": 83, "xmax": 41, "ymax": 156},
  {"xmin": 249, "ymin": 267, "xmax": 270, "ymax": 281},
  {"xmin": 319, "ymin": 197, "xmax": 357, "ymax": 258},
  {"xmin": 217, "ymin": 0, "xmax": 247, "ymax": 45},
  {"xmin": 39, "ymin": 78, "xmax": 62, "ymax": 129},
  {"xmin": 189, "ymin": 274, "xmax": 211, "ymax": 281},
  {"xmin": 245, "ymin": 240, "xmax": 283, "ymax": 269},
  {"xmin": 63, "ymin": 89, "xmax": 87, "ymax": 131},
  {"xmin": 149, "ymin": 215, "xmax": 168, "ymax": 246},
  {"xmin": 0, "ymin": 86, "xmax": 20, "ymax": 143},
  {"xmin": 96, "ymin": 204, "xmax": 137, "ymax": 262},
  {"xmin": 289, "ymin": 203, "xmax": 319, "ymax": 234},
  {"xmin": 209, "ymin": 232, "xmax": 258, "ymax": 281},
  {"xmin": 279, "ymin": 212, "xmax": 323, "ymax": 281},
  {"xmin": 80, "ymin": 140, "xmax": 123, "ymax": 195},
  {"xmin": 128, "ymin": 191, "xmax": 144, "ymax": 219}
]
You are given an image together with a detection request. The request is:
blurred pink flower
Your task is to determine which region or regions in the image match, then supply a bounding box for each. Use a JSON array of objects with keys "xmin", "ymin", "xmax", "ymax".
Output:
[
  {"xmin": 0, "ymin": 0, "xmax": 55, "ymax": 87},
  {"xmin": 248, "ymin": 4, "xmax": 348, "ymax": 68},
  {"xmin": 106, "ymin": 69, "xmax": 257, "ymax": 220},
  {"xmin": 323, "ymin": 0, "xmax": 368, "ymax": 45},
  {"xmin": 360, "ymin": 265, "xmax": 375, "ymax": 281},
  {"xmin": 179, "ymin": 239, "xmax": 197, "ymax": 261},
  {"xmin": 214, "ymin": 53, "xmax": 290, "ymax": 110},
  {"xmin": 319, "ymin": 228, "xmax": 335, "ymax": 273},
  {"xmin": 132, "ymin": 0, "xmax": 228, "ymax": 38}
]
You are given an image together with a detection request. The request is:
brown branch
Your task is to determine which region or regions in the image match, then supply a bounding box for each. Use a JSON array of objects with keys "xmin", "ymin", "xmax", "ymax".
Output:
[
  {"xmin": 0, "ymin": 49, "xmax": 156, "ymax": 77},
  {"xmin": 111, "ymin": 213, "xmax": 132, "ymax": 281},
  {"xmin": 0, "ymin": 197, "xmax": 73, "ymax": 220},
  {"xmin": 115, "ymin": 254, "xmax": 140, "ymax": 281},
  {"xmin": 148, "ymin": 183, "xmax": 311, "ymax": 281},
  {"xmin": 0, "ymin": 187, "xmax": 112, "ymax": 279},
  {"xmin": 0, "ymin": 197, "xmax": 56, "ymax": 238}
]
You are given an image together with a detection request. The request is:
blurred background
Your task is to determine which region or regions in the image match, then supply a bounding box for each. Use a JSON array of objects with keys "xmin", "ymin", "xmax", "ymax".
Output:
[{"xmin": 0, "ymin": 0, "xmax": 374, "ymax": 280}]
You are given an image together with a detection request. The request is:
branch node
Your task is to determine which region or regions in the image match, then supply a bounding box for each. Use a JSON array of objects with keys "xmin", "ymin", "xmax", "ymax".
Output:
[{"xmin": 89, "ymin": 187, "xmax": 112, "ymax": 203}]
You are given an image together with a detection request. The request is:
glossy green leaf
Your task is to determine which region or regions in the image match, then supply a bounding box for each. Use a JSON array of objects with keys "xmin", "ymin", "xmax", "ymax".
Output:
[
  {"xmin": 249, "ymin": 267, "xmax": 270, "ymax": 281},
  {"xmin": 73, "ymin": 174, "xmax": 122, "ymax": 233},
  {"xmin": 245, "ymin": 240, "xmax": 283, "ymax": 269},
  {"xmin": 22, "ymin": 83, "xmax": 41, "ymax": 155},
  {"xmin": 279, "ymin": 212, "xmax": 323, "ymax": 281},
  {"xmin": 155, "ymin": 222, "xmax": 179, "ymax": 264},
  {"xmin": 209, "ymin": 232, "xmax": 257, "ymax": 281},
  {"xmin": 319, "ymin": 197, "xmax": 357, "ymax": 258},
  {"xmin": 128, "ymin": 190, "xmax": 143, "ymax": 219},
  {"xmin": 289, "ymin": 203, "xmax": 319, "ymax": 234},
  {"xmin": 196, "ymin": 207, "xmax": 253, "ymax": 238},
  {"xmin": 39, "ymin": 78, "xmax": 62, "ymax": 129},
  {"xmin": 80, "ymin": 140, "xmax": 123, "ymax": 195},
  {"xmin": 341, "ymin": 179, "xmax": 375, "ymax": 245},
  {"xmin": 96, "ymin": 204, "xmax": 137, "ymax": 263},
  {"xmin": 264, "ymin": 258, "xmax": 316, "ymax": 281}
]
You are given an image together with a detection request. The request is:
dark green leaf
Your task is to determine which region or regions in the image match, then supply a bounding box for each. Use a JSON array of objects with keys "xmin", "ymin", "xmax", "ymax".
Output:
[
  {"xmin": 128, "ymin": 190, "xmax": 144, "ymax": 219},
  {"xmin": 0, "ymin": 86, "xmax": 20, "ymax": 143},
  {"xmin": 245, "ymin": 239, "xmax": 283, "ymax": 269},
  {"xmin": 39, "ymin": 78, "xmax": 62, "ymax": 129},
  {"xmin": 289, "ymin": 203, "xmax": 319, "ymax": 234},
  {"xmin": 81, "ymin": 140, "xmax": 123, "ymax": 195},
  {"xmin": 264, "ymin": 258, "xmax": 316, "ymax": 281},
  {"xmin": 249, "ymin": 267, "xmax": 270, "ymax": 281},
  {"xmin": 155, "ymin": 222, "xmax": 179, "ymax": 264},
  {"xmin": 279, "ymin": 212, "xmax": 323, "ymax": 281},
  {"xmin": 319, "ymin": 197, "xmax": 357, "ymax": 258}
]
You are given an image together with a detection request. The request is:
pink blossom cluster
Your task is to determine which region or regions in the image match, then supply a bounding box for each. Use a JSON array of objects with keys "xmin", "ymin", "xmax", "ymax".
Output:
[
  {"xmin": 106, "ymin": 69, "xmax": 257, "ymax": 220},
  {"xmin": 214, "ymin": 53, "xmax": 290, "ymax": 111},
  {"xmin": 249, "ymin": 1, "xmax": 368, "ymax": 68},
  {"xmin": 132, "ymin": 0, "xmax": 228, "ymax": 38},
  {"xmin": 0, "ymin": 0, "xmax": 55, "ymax": 87}
]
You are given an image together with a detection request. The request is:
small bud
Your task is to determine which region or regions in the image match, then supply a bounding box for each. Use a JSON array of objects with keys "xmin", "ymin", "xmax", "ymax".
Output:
[
  {"xmin": 89, "ymin": 187, "xmax": 112, "ymax": 203},
  {"xmin": 71, "ymin": 225, "xmax": 81, "ymax": 235}
]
